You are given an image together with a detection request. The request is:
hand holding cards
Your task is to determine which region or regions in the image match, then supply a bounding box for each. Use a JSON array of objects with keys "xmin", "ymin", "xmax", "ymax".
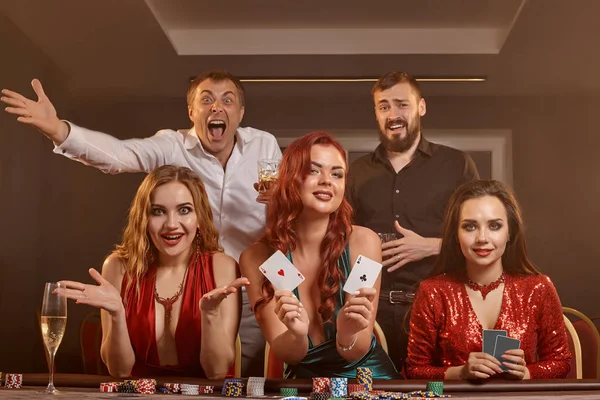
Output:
[
  {"xmin": 483, "ymin": 329, "xmax": 521, "ymax": 371},
  {"xmin": 258, "ymin": 250, "xmax": 305, "ymax": 291},
  {"xmin": 343, "ymin": 255, "xmax": 383, "ymax": 294}
]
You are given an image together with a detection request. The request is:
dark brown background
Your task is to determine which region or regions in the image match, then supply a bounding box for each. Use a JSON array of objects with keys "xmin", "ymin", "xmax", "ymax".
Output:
[{"xmin": 1, "ymin": 0, "xmax": 599, "ymax": 374}]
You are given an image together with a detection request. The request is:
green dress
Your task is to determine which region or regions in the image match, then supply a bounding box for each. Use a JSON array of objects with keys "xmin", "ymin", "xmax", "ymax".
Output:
[{"xmin": 283, "ymin": 246, "xmax": 402, "ymax": 379}]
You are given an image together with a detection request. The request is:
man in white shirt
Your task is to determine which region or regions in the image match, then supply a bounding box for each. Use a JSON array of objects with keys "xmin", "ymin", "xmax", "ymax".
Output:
[{"xmin": 1, "ymin": 70, "xmax": 281, "ymax": 376}]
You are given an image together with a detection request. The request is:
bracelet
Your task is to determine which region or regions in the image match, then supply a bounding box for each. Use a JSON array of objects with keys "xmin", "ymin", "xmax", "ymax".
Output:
[{"xmin": 336, "ymin": 332, "xmax": 358, "ymax": 352}]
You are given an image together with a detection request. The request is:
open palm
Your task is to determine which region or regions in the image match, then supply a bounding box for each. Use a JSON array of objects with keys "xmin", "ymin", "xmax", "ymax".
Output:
[{"xmin": 1, "ymin": 79, "xmax": 67, "ymax": 143}]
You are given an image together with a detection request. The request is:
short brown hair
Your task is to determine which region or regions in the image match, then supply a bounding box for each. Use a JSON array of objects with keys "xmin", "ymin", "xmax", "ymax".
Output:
[
  {"xmin": 187, "ymin": 70, "xmax": 246, "ymax": 107},
  {"xmin": 372, "ymin": 71, "xmax": 422, "ymax": 101}
]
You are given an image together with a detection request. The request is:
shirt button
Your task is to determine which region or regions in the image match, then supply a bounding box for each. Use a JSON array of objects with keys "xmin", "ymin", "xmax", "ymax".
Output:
[
  {"xmin": 395, "ymin": 215, "xmax": 400, "ymax": 218},
  {"xmin": 395, "ymin": 189, "xmax": 400, "ymax": 194}
]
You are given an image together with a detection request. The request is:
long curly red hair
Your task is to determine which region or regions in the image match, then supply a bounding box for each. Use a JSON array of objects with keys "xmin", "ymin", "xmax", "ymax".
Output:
[{"xmin": 255, "ymin": 131, "xmax": 353, "ymax": 323}]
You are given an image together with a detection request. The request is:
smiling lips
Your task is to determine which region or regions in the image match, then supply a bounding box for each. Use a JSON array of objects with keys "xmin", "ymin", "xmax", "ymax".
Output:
[
  {"xmin": 161, "ymin": 233, "xmax": 184, "ymax": 246},
  {"xmin": 473, "ymin": 248, "xmax": 493, "ymax": 257},
  {"xmin": 313, "ymin": 190, "xmax": 333, "ymax": 201},
  {"xmin": 387, "ymin": 118, "xmax": 407, "ymax": 131}
]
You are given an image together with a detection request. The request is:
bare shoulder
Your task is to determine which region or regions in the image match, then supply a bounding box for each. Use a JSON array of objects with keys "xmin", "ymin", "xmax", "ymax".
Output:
[
  {"xmin": 211, "ymin": 251, "xmax": 238, "ymax": 286},
  {"xmin": 348, "ymin": 225, "xmax": 381, "ymax": 264},
  {"xmin": 239, "ymin": 241, "xmax": 273, "ymax": 275},
  {"xmin": 102, "ymin": 253, "xmax": 126, "ymax": 288},
  {"xmin": 212, "ymin": 251, "xmax": 237, "ymax": 270},
  {"xmin": 349, "ymin": 225, "xmax": 380, "ymax": 245}
]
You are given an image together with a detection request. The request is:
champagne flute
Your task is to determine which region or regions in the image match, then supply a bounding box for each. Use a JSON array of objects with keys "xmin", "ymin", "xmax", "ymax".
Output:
[{"xmin": 40, "ymin": 282, "xmax": 67, "ymax": 394}]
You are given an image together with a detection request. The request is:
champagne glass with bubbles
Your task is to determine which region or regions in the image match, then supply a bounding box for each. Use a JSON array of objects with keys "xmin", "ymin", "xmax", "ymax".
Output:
[{"xmin": 40, "ymin": 282, "xmax": 67, "ymax": 394}]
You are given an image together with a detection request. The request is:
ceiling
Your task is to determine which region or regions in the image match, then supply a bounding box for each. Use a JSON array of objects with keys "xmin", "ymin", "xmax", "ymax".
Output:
[{"xmin": 1, "ymin": 0, "xmax": 598, "ymax": 99}]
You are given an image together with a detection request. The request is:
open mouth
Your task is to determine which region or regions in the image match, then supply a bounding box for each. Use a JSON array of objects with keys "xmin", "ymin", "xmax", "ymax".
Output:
[
  {"xmin": 207, "ymin": 120, "xmax": 226, "ymax": 139},
  {"xmin": 161, "ymin": 233, "xmax": 184, "ymax": 246},
  {"xmin": 387, "ymin": 119, "xmax": 407, "ymax": 132}
]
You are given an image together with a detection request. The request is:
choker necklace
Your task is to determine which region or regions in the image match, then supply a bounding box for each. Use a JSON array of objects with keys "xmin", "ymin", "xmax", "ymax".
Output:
[{"xmin": 465, "ymin": 273, "xmax": 505, "ymax": 300}]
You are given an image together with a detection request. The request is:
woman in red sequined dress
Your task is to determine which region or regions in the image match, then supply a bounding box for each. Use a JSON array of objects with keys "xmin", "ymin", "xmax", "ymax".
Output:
[
  {"xmin": 406, "ymin": 180, "xmax": 571, "ymax": 380},
  {"xmin": 57, "ymin": 165, "xmax": 247, "ymax": 378}
]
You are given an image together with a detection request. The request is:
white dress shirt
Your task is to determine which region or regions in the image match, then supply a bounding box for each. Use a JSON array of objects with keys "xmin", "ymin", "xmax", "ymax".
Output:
[{"xmin": 54, "ymin": 123, "xmax": 282, "ymax": 262}]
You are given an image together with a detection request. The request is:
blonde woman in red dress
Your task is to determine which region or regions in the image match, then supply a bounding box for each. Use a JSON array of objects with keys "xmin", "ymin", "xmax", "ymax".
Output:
[
  {"xmin": 57, "ymin": 165, "xmax": 247, "ymax": 378},
  {"xmin": 406, "ymin": 180, "xmax": 571, "ymax": 380}
]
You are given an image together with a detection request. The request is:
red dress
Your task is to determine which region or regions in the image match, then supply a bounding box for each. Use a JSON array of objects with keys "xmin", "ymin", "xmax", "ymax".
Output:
[
  {"xmin": 121, "ymin": 253, "xmax": 216, "ymax": 377},
  {"xmin": 406, "ymin": 273, "xmax": 571, "ymax": 380}
]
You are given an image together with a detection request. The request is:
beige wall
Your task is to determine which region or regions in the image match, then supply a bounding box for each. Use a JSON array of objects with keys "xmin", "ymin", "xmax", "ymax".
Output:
[{"xmin": 2, "ymin": 22, "xmax": 599, "ymax": 374}]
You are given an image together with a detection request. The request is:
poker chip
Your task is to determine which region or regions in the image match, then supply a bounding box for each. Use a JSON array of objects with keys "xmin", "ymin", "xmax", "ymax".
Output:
[
  {"xmin": 4, "ymin": 373, "xmax": 23, "ymax": 389},
  {"xmin": 426, "ymin": 382, "xmax": 444, "ymax": 395},
  {"xmin": 356, "ymin": 367, "xmax": 373, "ymax": 391},
  {"xmin": 347, "ymin": 384, "xmax": 364, "ymax": 394},
  {"xmin": 181, "ymin": 383, "xmax": 200, "ymax": 395},
  {"xmin": 311, "ymin": 392, "xmax": 330, "ymax": 400},
  {"xmin": 222, "ymin": 378, "xmax": 244, "ymax": 394},
  {"xmin": 312, "ymin": 377, "xmax": 331, "ymax": 393},
  {"xmin": 99, "ymin": 382, "xmax": 118, "ymax": 393},
  {"xmin": 135, "ymin": 378, "xmax": 156, "ymax": 394},
  {"xmin": 117, "ymin": 382, "xmax": 136, "ymax": 393},
  {"xmin": 225, "ymin": 381, "xmax": 244, "ymax": 397},
  {"xmin": 200, "ymin": 385, "xmax": 215, "ymax": 394},
  {"xmin": 247, "ymin": 377, "xmax": 266, "ymax": 396},
  {"xmin": 407, "ymin": 390, "xmax": 451, "ymax": 398},
  {"xmin": 351, "ymin": 391, "xmax": 379, "ymax": 400},
  {"xmin": 329, "ymin": 378, "xmax": 348, "ymax": 398},
  {"xmin": 164, "ymin": 383, "xmax": 182, "ymax": 394},
  {"xmin": 281, "ymin": 387, "xmax": 299, "ymax": 396}
]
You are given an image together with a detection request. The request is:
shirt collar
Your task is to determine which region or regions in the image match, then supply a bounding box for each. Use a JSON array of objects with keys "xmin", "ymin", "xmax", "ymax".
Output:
[{"xmin": 373, "ymin": 134, "xmax": 433, "ymax": 163}]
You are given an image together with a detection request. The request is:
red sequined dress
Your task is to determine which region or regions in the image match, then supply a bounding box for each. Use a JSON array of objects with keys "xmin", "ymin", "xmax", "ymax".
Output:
[
  {"xmin": 120, "ymin": 253, "xmax": 216, "ymax": 377},
  {"xmin": 406, "ymin": 273, "xmax": 571, "ymax": 379}
]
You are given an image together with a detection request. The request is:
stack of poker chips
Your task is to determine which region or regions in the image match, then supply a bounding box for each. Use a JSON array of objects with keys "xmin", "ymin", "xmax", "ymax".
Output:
[
  {"xmin": 164, "ymin": 383, "xmax": 182, "ymax": 394},
  {"xmin": 199, "ymin": 385, "xmax": 215, "ymax": 394},
  {"xmin": 281, "ymin": 387, "xmax": 299, "ymax": 397},
  {"xmin": 0, "ymin": 372, "xmax": 3, "ymax": 387},
  {"xmin": 311, "ymin": 392, "xmax": 330, "ymax": 400},
  {"xmin": 99, "ymin": 382, "xmax": 118, "ymax": 393},
  {"xmin": 407, "ymin": 390, "xmax": 451, "ymax": 398},
  {"xmin": 180, "ymin": 383, "xmax": 200, "ymax": 396},
  {"xmin": 135, "ymin": 378, "xmax": 157, "ymax": 395},
  {"xmin": 426, "ymin": 382, "xmax": 444, "ymax": 395},
  {"xmin": 247, "ymin": 377, "xmax": 266, "ymax": 397},
  {"xmin": 312, "ymin": 377, "xmax": 330, "ymax": 393},
  {"xmin": 224, "ymin": 380, "xmax": 244, "ymax": 397},
  {"xmin": 117, "ymin": 381, "xmax": 136, "ymax": 393},
  {"xmin": 329, "ymin": 377, "xmax": 348, "ymax": 398},
  {"xmin": 356, "ymin": 367, "xmax": 373, "ymax": 391},
  {"xmin": 349, "ymin": 391, "xmax": 379, "ymax": 400},
  {"xmin": 4, "ymin": 373, "xmax": 23, "ymax": 389},
  {"xmin": 347, "ymin": 383, "xmax": 364, "ymax": 395},
  {"xmin": 222, "ymin": 378, "xmax": 244, "ymax": 394}
]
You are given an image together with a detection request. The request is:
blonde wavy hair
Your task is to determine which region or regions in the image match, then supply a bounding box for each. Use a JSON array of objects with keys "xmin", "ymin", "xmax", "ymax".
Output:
[{"xmin": 113, "ymin": 165, "xmax": 222, "ymax": 296}]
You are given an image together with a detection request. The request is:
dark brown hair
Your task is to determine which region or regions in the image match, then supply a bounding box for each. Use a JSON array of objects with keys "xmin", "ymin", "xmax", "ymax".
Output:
[
  {"xmin": 371, "ymin": 71, "xmax": 422, "ymax": 101},
  {"xmin": 432, "ymin": 180, "xmax": 541, "ymax": 277}
]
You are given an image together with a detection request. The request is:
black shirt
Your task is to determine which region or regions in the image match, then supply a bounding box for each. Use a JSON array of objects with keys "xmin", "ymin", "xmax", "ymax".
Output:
[{"xmin": 347, "ymin": 136, "xmax": 479, "ymax": 291}]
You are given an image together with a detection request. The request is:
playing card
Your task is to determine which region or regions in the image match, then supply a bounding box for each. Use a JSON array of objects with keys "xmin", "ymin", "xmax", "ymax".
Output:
[
  {"xmin": 482, "ymin": 329, "xmax": 507, "ymax": 356},
  {"xmin": 493, "ymin": 335, "xmax": 521, "ymax": 371},
  {"xmin": 343, "ymin": 254, "xmax": 383, "ymax": 294},
  {"xmin": 258, "ymin": 250, "xmax": 305, "ymax": 291}
]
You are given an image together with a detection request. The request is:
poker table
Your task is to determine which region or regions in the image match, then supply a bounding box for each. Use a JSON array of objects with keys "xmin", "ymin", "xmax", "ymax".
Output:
[{"xmin": 0, "ymin": 374, "xmax": 599, "ymax": 399}]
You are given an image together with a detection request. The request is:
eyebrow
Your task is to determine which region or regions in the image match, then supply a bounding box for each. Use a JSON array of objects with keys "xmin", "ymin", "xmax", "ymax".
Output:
[
  {"xmin": 311, "ymin": 161, "xmax": 345, "ymax": 171},
  {"xmin": 151, "ymin": 202, "xmax": 194, "ymax": 208},
  {"xmin": 461, "ymin": 218, "xmax": 504, "ymax": 223},
  {"xmin": 199, "ymin": 90, "xmax": 237, "ymax": 98}
]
